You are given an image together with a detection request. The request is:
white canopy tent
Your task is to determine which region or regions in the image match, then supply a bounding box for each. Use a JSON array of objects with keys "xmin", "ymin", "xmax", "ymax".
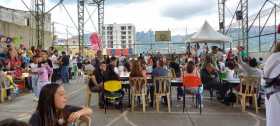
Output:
[{"xmin": 190, "ymin": 21, "xmax": 231, "ymax": 43}]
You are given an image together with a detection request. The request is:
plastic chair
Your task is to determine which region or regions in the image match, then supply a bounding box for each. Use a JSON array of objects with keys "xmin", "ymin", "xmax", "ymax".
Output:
[
  {"xmin": 84, "ymin": 75, "xmax": 100, "ymax": 107},
  {"xmin": 103, "ymin": 80, "xmax": 123, "ymax": 113},
  {"xmin": 76, "ymin": 115, "xmax": 92, "ymax": 126},
  {"xmin": 85, "ymin": 87, "xmax": 99, "ymax": 107},
  {"xmin": 1, "ymin": 75, "xmax": 15, "ymax": 102},
  {"xmin": 182, "ymin": 75, "xmax": 203, "ymax": 114},
  {"xmin": 0, "ymin": 78, "xmax": 5, "ymax": 102},
  {"xmin": 153, "ymin": 77, "xmax": 172, "ymax": 112},
  {"xmin": 130, "ymin": 77, "xmax": 147, "ymax": 112},
  {"xmin": 237, "ymin": 76, "xmax": 260, "ymax": 113},
  {"xmin": 170, "ymin": 68, "xmax": 176, "ymax": 78}
]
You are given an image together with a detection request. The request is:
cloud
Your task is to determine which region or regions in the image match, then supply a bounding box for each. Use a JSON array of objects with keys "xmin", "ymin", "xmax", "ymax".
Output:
[
  {"xmin": 49, "ymin": 0, "xmax": 148, "ymax": 5},
  {"xmin": 161, "ymin": 0, "xmax": 216, "ymax": 20},
  {"xmin": 105, "ymin": 0, "xmax": 148, "ymax": 5}
]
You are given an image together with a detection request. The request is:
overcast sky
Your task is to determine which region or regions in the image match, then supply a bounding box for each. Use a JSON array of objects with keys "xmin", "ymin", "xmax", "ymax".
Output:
[{"xmin": 0, "ymin": 0, "xmax": 276, "ymax": 38}]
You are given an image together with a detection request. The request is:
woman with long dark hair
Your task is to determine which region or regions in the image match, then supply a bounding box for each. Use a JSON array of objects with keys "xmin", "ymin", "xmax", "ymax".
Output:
[
  {"xmin": 104, "ymin": 64, "xmax": 120, "ymax": 81},
  {"xmin": 29, "ymin": 83, "xmax": 92, "ymax": 126},
  {"xmin": 129, "ymin": 60, "xmax": 146, "ymax": 78}
]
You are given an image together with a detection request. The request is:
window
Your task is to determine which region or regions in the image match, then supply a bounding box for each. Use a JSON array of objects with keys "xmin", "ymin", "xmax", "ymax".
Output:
[
  {"xmin": 121, "ymin": 26, "xmax": 126, "ymax": 30},
  {"xmin": 128, "ymin": 36, "xmax": 132, "ymax": 39},
  {"xmin": 107, "ymin": 26, "xmax": 113, "ymax": 30},
  {"xmin": 128, "ymin": 26, "xmax": 132, "ymax": 30},
  {"xmin": 128, "ymin": 40, "xmax": 132, "ymax": 44},
  {"xmin": 121, "ymin": 41, "xmax": 126, "ymax": 48},
  {"xmin": 128, "ymin": 31, "xmax": 131, "ymax": 34},
  {"xmin": 107, "ymin": 36, "xmax": 113, "ymax": 39},
  {"xmin": 107, "ymin": 31, "xmax": 112, "ymax": 35},
  {"xmin": 121, "ymin": 36, "xmax": 126, "ymax": 39},
  {"xmin": 110, "ymin": 41, "xmax": 114, "ymax": 48},
  {"xmin": 108, "ymin": 41, "xmax": 113, "ymax": 48},
  {"xmin": 121, "ymin": 31, "xmax": 126, "ymax": 35}
]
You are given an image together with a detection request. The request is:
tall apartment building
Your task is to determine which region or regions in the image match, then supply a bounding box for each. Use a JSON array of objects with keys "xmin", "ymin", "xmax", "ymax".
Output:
[{"xmin": 103, "ymin": 23, "xmax": 135, "ymax": 49}]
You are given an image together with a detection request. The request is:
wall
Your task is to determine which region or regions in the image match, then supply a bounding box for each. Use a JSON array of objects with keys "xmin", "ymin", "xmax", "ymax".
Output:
[{"xmin": 0, "ymin": 20, "xmax": 52, "ymax": 48}]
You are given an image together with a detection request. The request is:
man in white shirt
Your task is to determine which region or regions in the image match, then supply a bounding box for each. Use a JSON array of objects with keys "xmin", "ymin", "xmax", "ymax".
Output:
[{"xmin": 50, "ymin": 50, "xmax": 60, "ymax": 82}]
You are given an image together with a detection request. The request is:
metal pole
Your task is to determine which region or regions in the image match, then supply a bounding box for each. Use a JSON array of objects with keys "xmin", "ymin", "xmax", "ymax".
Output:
[
  {"xmin": 78, "ymin": 0, "xmax": 85, "ymax": 55},
  {"xmin": 259, "ymin": 14, "xmax": 261, "ymax": 52},
  {"xmin": 275, "ymin": 4, "xmax": 277, "ymax": 45},
  {"xmin": 66, "ymin": 26, "xmax": 69, "ymax": 53},
  {"xmin": 52, "ymin": 22, "xmax": 55, "ymax": 46}
]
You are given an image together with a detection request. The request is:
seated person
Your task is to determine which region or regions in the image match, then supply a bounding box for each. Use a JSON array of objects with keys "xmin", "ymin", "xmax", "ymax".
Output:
[
  {"xmin": 93, "ymin": 61, "xmax": 107, "ymax": 108},
  {"xmin": 29, "ymin": 83, "xmax": 92, "ymax": 126},
  {"xmin": 129, "ymin": 60, "xmax": 146, "ymax": 79},
  {"xmin": 150, "ymin": 60, "xmax": 169, "ymax": 105},
  {"xmin": 182, "ymin": 61, "xmax": 202, "ymax": 92},
  {"xmin": 83, "ymin": 60, "xmax": 95, "ymax": 75},
  {"xmin": 219, "ymin": 61, "xmax": 237, "ymax": 101},
  {"xmin": 200, "ymin": 55, "xmax": 220, "ymax": 98},
  {"xmin": 88, "ymin": 70, "xmax": 102, "ymax": 92},
  {"xmin": 238, "ymin": 58, "xmax": 262, "ymax": 78},
  {"xmin": 103, "ymin": 64, "xmax": 120, "ymax": 82}
]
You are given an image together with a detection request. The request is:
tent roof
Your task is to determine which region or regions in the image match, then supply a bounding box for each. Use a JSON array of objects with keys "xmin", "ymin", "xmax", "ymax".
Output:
[{"xmin": 190, "ymin": 21, "xmax": 231, "ymax": 43}]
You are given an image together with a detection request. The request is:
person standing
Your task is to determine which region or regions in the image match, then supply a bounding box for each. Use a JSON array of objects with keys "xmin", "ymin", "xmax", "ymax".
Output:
[
  {"xmin": 40, "ymin": 50, "xmax": 53, "ymax": 82},
  {"xmin": 31, "ymin": 56, "xmax": 53, "ymax": 99},
  {"xmin": 29, "ymin": 56, "xmax": 39, "ymax": 100},
  {"xmin": 263, "ymin": 42, "xmax": 280, "ymax": 126},
  {"xmin": 60, "ymin": 51, "xmax": 70, "ymax": 84},
  {"xmin": 50, "ymin": 50, "xmax": 60, "ymax": 82}
]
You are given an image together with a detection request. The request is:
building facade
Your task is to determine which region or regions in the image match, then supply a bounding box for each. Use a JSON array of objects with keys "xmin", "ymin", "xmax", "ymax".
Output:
[
  {"xmin": 0, "ymin": 5, "xmax": 52, "ymax": 48},
  {"xmin": 103, "ymin": 23, "xmax": 135, "ymax": 49}
]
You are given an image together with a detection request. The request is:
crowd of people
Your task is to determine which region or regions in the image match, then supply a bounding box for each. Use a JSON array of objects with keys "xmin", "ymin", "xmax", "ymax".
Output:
[
  {"xmin": 0, "ymin": 41, "xmax": 280, "ymax": 126},
  {"xmin": 81, "ymin": 43, "xmax": 266, "ymax": 108},
  {"xmin": 0, "ymin": 44, "xmax": 85, "ymax": 100}
]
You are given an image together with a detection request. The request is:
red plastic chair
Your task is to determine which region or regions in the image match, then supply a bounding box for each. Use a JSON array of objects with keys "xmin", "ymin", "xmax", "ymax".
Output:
[{"xmin": 182, "ymin": 75, "xmax": 203, "ymax": 114}]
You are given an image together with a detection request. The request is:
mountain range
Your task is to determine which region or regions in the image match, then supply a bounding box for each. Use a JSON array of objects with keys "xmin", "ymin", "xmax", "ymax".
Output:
[{"xmin": 135, "ymin": 25, "xmax": 279, "ymax": 54}]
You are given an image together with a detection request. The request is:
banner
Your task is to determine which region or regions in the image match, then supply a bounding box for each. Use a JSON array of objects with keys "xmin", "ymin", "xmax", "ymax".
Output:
[
  {"xmin": 89, "ymin": 32, "xmax": 101, "ymax": 50},
  {"xmin": 155, "ymin": 31, "xmax": 171, "ymax": 42}
]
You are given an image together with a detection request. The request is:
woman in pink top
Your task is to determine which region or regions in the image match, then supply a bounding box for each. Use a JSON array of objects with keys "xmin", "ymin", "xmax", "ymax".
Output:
[{"xmin": 32, "ymin": 57, "xmax": 53, "ymax": 98}]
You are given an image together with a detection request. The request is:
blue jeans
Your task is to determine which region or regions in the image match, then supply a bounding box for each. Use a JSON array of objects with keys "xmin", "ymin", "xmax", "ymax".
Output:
[
  {"xmin": 61, "ymin": 66, "xmax": 69, "ymax": 83},
  {"xmin": 31, "ymin": 75, "xmax": 39, "ymax": 97}
]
